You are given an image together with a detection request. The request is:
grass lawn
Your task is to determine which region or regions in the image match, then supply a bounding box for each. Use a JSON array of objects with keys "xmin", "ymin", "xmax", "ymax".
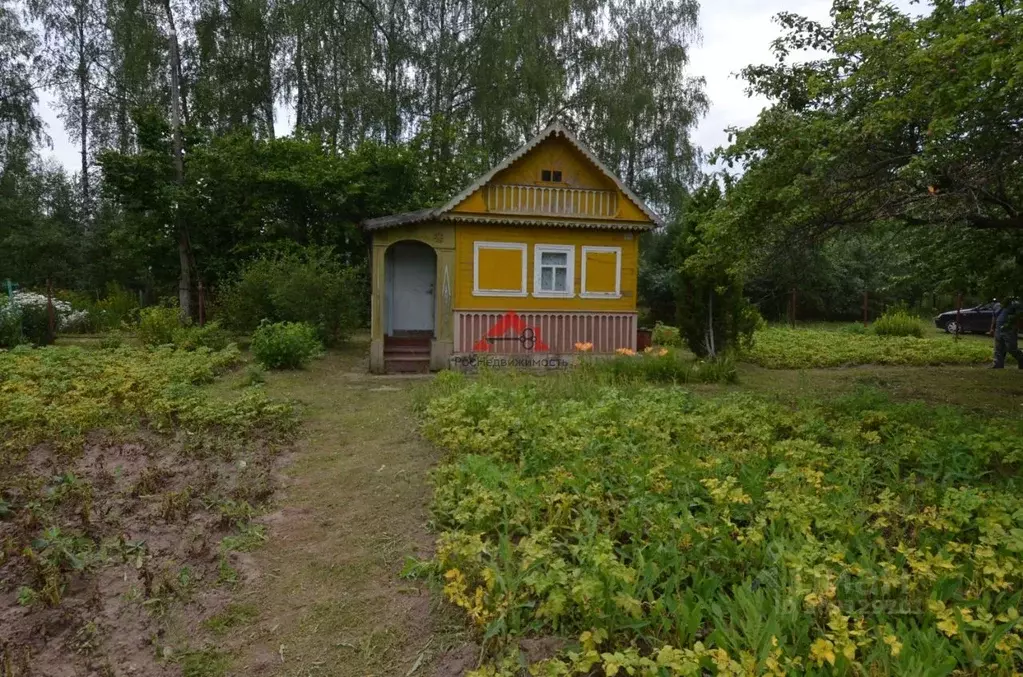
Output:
[{"xmin": 4, "ymin": 331, "xmax": 1022, "ymax": 676}]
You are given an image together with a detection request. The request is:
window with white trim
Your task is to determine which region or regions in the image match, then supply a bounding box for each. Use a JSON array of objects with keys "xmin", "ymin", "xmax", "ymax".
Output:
[
  {"xmin": 473, "ymin": 241, "xmax": 528, "ymax": 297},
  {"xmin": 533, "ymin": 244, "xmax": 575, "ymax": 297},
  {"xmin": 581, "ymin": 246, "xmax": 622, "ymax": 298}
]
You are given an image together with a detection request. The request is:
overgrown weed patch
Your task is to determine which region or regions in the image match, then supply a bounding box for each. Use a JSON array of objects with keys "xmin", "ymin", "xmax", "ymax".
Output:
[
  {"xmin": 417, "ymin": 373, "xmax": 1023, "ymax": 675},
  {"xmin": 747, "ymin": 326, "xmax": 992, "ymax": 368},
  {"xmin": 0, "ymin": 344, "xmax": 295, "ymax": 675}
]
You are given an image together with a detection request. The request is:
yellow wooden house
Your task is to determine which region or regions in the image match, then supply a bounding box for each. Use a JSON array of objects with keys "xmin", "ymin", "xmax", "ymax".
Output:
[{"xmin": 363, "ymin": 122, "xmax": 660, "ymax": 373}]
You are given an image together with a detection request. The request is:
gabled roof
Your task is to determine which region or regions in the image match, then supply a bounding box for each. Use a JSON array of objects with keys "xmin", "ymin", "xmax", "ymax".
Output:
[{"xmin": 363, "ymin": 121, "xmax": 662, "ymax": 231}]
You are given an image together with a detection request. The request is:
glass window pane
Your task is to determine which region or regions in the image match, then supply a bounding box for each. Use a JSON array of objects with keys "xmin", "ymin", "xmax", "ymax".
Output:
[
  {"xmin": 554, "ymin": 268, "xmax": 568, "ymax": 291},
  {"xmin": 541, "ymin": 252, "xmax": 567, "ymax": 266},
  {"xmin": 541, "ymin": 268, "xmax": 553, "ymax": 290}
]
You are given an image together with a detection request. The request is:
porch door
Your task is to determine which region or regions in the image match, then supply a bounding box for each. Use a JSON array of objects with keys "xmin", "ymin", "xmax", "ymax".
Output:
[{"xmin": 389, "ymin": 241, "xmax": 436, "ymax": 334}]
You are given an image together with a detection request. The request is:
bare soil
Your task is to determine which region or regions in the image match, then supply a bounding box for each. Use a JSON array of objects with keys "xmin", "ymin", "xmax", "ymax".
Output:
[{"xmin": 0, "ymin": 423, "xmax": 291, "ymax": 677}]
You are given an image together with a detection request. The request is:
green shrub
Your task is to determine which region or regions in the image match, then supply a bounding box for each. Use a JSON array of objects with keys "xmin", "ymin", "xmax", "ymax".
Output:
[
  {"xmin": 172, "ymin": 321, "xmax": 231, "ymax": 352},
  {"xmin": 98, "ymin": 335, "xmax": 124, "ymax": 350},
  {"xmin": 93, "ymin": 283, "xmax": 140, "ymax": 331},
  {"xmin": 583, "ymin": 349, "xmax": 737, "ymax": 384},
  {"xmin": 1, "ymin": 298, "xmax": 23, "ymax": 348},
  {"xmin": 243, "ymin": 365, "xmax": 266, "ymax": 386},
  {"xmin": 871, "ymin": 308, "xmax": 925, "ymax": 338},
  {"xmin": 19, "ymin": 303, "xmax": 53, "ymax": 346},
  {"xmin": 250, "ymin": 321, "xmax": 322, "ymax": 369},
  {"xmin": 222, "ymin": 247, "xmax": 363, "ymax": 347},
  {"xmin": 136, "ymin": 306, "xmax": 181, "ymax": 346},
  {"xmin": 650, "ymin": 322, "xmax": 682, "ymax": 347}
]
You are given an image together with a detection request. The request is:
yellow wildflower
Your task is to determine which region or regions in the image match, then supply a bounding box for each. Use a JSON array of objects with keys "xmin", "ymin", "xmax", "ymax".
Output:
[{"xmin": 809, "ymin": 638, "xmax": 836, "ymax": 667}]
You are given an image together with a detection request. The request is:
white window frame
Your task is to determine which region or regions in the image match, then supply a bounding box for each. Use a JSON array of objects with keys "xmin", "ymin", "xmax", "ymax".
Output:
[
  {"xmin": 581, "ymin": 246, "xmax": 623, "ymax": 299},
  {"xmin": 473, "ymin": 241, "xmax": 528, "ymax": 297},
  {"xmin": 532, "ymin": 244, "xmax": 576, "ymax": 298}
]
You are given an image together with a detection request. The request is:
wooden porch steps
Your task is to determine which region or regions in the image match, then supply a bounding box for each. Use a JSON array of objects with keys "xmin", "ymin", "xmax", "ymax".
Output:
[{"xmin": 384, "ymin": 335, "xmax": 432, "ymax": 374}]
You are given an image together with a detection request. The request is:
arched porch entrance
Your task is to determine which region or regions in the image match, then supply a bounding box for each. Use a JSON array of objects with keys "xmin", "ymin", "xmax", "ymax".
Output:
[
  {"xmin": 369, "ymin": 225, "xmax": 456, "ymax": 375},
  {"xmin": 384, "ymin": 240, "xmax": 437, "ymax": 336}
]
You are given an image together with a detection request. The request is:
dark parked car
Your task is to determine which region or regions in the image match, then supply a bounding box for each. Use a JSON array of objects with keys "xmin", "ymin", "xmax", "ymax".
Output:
[{"xmin": 934, "ymin": 302, "xmax": 998, "ymax": 334}]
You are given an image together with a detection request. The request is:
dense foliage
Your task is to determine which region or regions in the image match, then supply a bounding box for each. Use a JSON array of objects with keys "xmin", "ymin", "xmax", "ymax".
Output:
[
  {"xmin": 581, "ymin": 349, "xmax": 737, "ymax": 385},
  {"xmin": 871, "ymin": 309, "xmax": 926, "ymax": 339},
  {"xmin": 705, "ymin": 0, "xmax": 1023, "ymax": 297},
  {"xmin": 747, "ymin": 327, "xmax": 992, "ymax": 369},
  {"xmin": 2, "ymin": 0, "xmax": 707, "ymax": 309},
  {"xmin": 419, "ymin": 376, "xmax": 1023, "ymax": 675},
  {"xmin": 220, "ymin": 247, "xmax": 363, "ymax": 345},
  {"xmin": 250, "ymin": 321, "xmax": 322, "ymax": 370}
]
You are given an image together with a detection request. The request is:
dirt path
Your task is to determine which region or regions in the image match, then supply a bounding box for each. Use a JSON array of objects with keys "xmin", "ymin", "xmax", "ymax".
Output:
[{"xmin": 226, "ymin": 344, "xmax": 468, "ymax": 677}]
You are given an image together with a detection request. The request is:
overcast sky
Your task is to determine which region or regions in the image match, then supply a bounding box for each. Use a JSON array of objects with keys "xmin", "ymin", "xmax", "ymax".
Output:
[{"xmin": 37, "ymin": 0, "xmax": 919, "ymax": 174}]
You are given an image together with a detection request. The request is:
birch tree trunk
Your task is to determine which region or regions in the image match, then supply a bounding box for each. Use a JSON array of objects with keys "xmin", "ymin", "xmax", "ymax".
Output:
[{"xmin": 164, "ymin": 0, "xmax": 192, "ymax": 322}]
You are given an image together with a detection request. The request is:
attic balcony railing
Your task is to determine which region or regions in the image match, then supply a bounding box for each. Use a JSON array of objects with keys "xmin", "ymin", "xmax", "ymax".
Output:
[{"xmin": 486, "ymin": 184, "xmax": 619, "ymax": 219}]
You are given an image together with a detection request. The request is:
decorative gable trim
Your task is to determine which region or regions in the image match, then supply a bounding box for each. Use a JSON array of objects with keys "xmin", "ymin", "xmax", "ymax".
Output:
[
  {"xmin": 363, "ymin": 121, "xmax": 662, "ymax": 232},
  {"xmin": 440, "ymin": 122, "xmax": 662, "ymax": 226}
]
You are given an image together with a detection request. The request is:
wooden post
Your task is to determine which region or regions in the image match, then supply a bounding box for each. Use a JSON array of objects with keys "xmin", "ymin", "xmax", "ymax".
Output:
[
  {"xmin": 46, "ymin": 279, "xmax": 56, "ymax": 343},
  {"xmin": 863, "ymin": 291, "xmax": 869, "ymax": 327}
]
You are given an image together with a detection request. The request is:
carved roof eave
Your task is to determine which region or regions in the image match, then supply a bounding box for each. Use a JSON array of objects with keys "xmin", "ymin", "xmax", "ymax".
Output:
[
  {"xmin": 440, "ymin": 213, "xmax": 656, "ymax": 232},
  {"xmin": 362, "ymin": 121, "xmax": 663, "ymax": 232}
]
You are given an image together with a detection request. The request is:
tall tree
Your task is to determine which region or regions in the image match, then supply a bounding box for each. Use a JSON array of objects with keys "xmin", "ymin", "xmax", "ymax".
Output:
[
  {"xmin": 712, "ymin": 0, "xmax": 1023, "ymax": 276},
  {"xmin": 29, "ymin": 0, "xmax": 108, "ymax": 215},
  {"xmin": 0, "ymin": 0, "xmax": 43, "ymax": 164}
]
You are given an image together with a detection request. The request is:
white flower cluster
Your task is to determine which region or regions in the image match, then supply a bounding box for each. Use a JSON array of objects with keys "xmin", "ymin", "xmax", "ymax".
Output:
[{"xmin": 4, "ymin": 291, "xmax": 91, "ymax": 331}]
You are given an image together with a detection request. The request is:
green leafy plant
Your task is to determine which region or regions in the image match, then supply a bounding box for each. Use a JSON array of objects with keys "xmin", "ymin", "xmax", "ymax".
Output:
[
  {"xmin": 417, "ymin": 380, "xmax": 1023, "ymax": 676},
  {"xmin": 650, "ymin": 322, "xmax": 682, "ymax": 347},
  {"xmin": 581, "ymin": 349, "xmax": 737, "ymax": 384},
  {"xmin": 747, "ymin": 327, "xmax": 991, "ymax": 368},
  {"xmin": 19, "ymin": 302, "xmax": 53, "ymax": 346},
  {"xmin": 871, "ymin": 308, "xmax": 926, "ymax": 338},
  {"xmin": 250, "ymin": 321, "xmax": 322, "ymax": 370},
  {"xmin": 93, "ymin": 283, "xmax": 140, "ymax": 331},
  {"xmin": 136, "ymin": 306, "xmax": 181, "ymax": 347},
  {"xmin": 172, "ymin": 321, "xmax": 231, "ymax": 352},
  {"xmin": 221, "ymin": 247, "xmax": 363, "ymax": 346},
  {"xmin": 0, "ymin": 297, "xmax": 23, "ymax": 348}
]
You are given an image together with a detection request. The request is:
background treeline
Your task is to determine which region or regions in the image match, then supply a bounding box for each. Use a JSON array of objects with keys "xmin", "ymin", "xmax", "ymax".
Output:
[
  {"xmin": 0, "ymin": 0, "xmax": 705, "ymax": 306},
  {"xmin": 642, "ymin": 0, "xmax": 1023, "ymax": 350}
]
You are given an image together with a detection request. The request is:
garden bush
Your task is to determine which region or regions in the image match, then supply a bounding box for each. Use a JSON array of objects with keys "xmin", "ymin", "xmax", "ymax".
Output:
[
  {"xmin": 581, "ymin": 348, "xmax": 737, "ymax": 384},
  {"xmin": 417, "ymin": 381, "xmax": 1023, "ymax": 675},
  {"xmin": 871, "ymin": 308, "xmax": 926, "ymax": 338},
  {"xmin": 18, "ymin": 302, "xmax": 54, "ymax": 346},
  {"xmin": 221, "ymin": 247, "xmax": 363, "ymax": 346},
  {"xmin": 250, "ymin": 321, "xmax": 322, "ymax": 369},
  {"xmin": 650, "ymin": 322, "xmax": 682, "ymax": 347},
  {"xmin": 747, "ymin": 326, "xmax": 991, "ymax": 368},
  {"xmin": 1, "ymin": 298, "xmax": 24, "ymax": 348},
  {"xmin": 0, "ymin": 291, "xmax": 92, "ymax": 346},
  {"xmin": 172, "ymin": 321, "xmax": 231, "ymax": 351},
  {"xmin": 92, "ymin": 283, "xmax": 140, "ymax": 330},
  {"xmin": 136, "ymin": 305, "xmax": 181, "ymax": 346}
]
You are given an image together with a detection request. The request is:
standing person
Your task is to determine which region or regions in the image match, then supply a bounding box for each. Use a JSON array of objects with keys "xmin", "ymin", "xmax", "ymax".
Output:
[{"xmin": 989, "ymin": 297, "xmax": 1022, "ymax": 369}]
